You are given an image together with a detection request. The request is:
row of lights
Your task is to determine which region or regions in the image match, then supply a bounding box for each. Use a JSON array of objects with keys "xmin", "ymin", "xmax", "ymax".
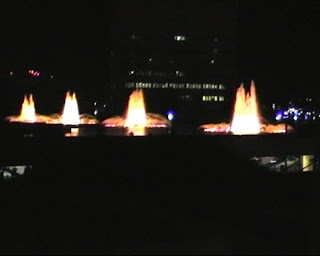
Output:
[
  {"xmin": 28, "ymin": 70, "xmax": 40, "ymax": 77},
  {"xmin": 275, "ymin": 107, "xmax": 318, "ymax": 121},
  {"xmin": 8, "ymin": 70, "xmax": 54, "ymax": 79}
]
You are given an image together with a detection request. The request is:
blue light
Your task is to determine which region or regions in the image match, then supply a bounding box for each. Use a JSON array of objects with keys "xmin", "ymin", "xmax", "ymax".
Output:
[
  {"xmin": 167, "ymin": 111, "xmax": 175, "ymax": 121},
  {"xmin": 275, "ymin": 111, "xmax": 283, "ymax": 121},
  {"xmin": 275, "ymin": 114, "xmax": 282, "ymax": 121}
]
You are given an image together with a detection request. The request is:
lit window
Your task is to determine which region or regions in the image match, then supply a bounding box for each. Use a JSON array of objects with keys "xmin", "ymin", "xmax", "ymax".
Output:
[
  {"xmin": 202, "ymin": 96, "xmax": 219, "ymax": 102},
  {"xmin": 212, "ymin": 48, "xmax": 218, "ymax": 54},
  {"xmin": 210, "ymin": 60, "xmax": 215, "ymax": 64},
  {"xmin": 219, "ymin": 84, "xmax": 224, "ymax": 90},
  {"xmin": 129, "ymin": 70, "xmax": 135, "ymax": 75},
  {"xmin": 125, "ymin": 82, "xmax": 134, "ymax": 88},
  {"xmin": 174, "ymin": 35, "xmax": 186, "ymax": 41},
  {"xmin": 219, "ymin": 96, "xmax": 224, "ymax": 102},
  {"xmin": 175, "ymin": 71, "xmax": 184, "ymax": 77}
]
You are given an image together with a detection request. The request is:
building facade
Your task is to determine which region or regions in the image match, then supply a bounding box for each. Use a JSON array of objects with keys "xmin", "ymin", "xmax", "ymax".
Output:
[{"xmin": 107, "ymin": 1, "xmax": 238, "ymax": 124}]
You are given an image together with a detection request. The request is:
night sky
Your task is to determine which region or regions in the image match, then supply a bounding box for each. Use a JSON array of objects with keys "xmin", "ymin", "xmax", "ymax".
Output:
[
  {"xmin": 238, "ymin": 1, "xmax": 319, "ymax": 104},
  {"xmin": 0, "ymin": 1, "xmax": 319, "ymax": 105}
]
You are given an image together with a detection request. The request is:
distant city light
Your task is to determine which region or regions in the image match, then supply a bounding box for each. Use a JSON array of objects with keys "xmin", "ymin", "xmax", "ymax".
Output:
[
  {"xmin": 174, "ymin": 35, "xmax": 186, "ymax": 41},
  {"xmin": 276, "ymin": 114, "xmax": 282, "ymax": 121},
  {"xmin": 28, "ymin": 70, "xmax": 40, "ymax": 77},
  {"xmin": 167, "ymin": 111, "xmax": 175, "ymax": 121},
  {"xmin": 9, "ymin": 71, "xmax": 14, "ymax": 76},
  {"xmin": 293, "ymin": 115, "xmax": 298, "ymax": 121},
  {"xmin": 275, "ymin": 110, "xmax": 283, "ymax": 121}
]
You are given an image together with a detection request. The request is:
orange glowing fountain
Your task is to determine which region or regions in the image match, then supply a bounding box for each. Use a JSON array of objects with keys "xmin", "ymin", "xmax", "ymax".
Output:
[
  {"xmin": 61, "ymin": 92, "xmax": 80, "ymax": 125},
  {"xmin": 6, "ymin": 94, "xmax": 51, "ymax": 123},
  {"xmin": 200, "ymin": 81, "xmax": 293, "ymax": 134},
  {"xmin": 125, "ymin": 90, "xmax": 147, "ymax": 127},
  {"xmin": 18, "ymin": 94, "xmax": 36, "ymax": 123},
  {"xmin": 47, "ymin": 91, "xmax": 98, "ymax": 125},
  {"xmin": 124, "ymin": 89, "xmax": 147, "ymax": 135},
  {"xmin": 102, "ymin": 89, "xmax": 170, "ymax": 135},
  {"xmin": 230, "ymin": 81, "xmax": 261, "ymax": 135}
]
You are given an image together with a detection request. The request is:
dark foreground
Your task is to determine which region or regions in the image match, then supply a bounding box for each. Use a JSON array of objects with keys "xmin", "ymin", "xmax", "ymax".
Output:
[{"xmin": 1, "ymin": 135, "xmax": 320, "ymax": 254}]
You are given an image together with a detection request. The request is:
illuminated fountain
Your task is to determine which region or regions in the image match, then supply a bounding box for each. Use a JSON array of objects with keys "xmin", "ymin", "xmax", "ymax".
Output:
[
  {"xmin": 6, "ymin": 94, "xmax": 51, "ymax": 123},
  {"xmin": 5, "ymin": 92, "xmax": 98, "ymax": 137},
  {"xmin": 200, "ymin": 81, "xmax": 293, "ymax": 135},
  {"xmin": 46, "ymin": 92, "xmax": 98, "ymax": 125},
  {"xmin": 7, "ymin": 92, "xmax": 98, "ymax": 125},
  {"xmin": 61, "ymin": 92, "xmax": 80, "ymax": 125},
  {"xmin": 102, "ymin": 89, "xmax": 170, "ymax": 136}
]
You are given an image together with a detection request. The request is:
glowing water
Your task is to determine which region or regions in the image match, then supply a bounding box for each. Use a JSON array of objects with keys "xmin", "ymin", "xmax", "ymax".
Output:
[
  {"xmin": 230, "ymin": 81, "xmax": 261, "ymax": 135},
  {"xmin": 102, "ymin": 89, "xmax": 169, "ymax": 135},
  {"xmin": 18, "ymin": 95, "xmax": 36, "ymax": 123},
  {"xmin": 124, "ymin": 90, "xmax": 147, "ymax": 128},
  {"xmin": 61, "ymin": 92, "xmax": 81, "ymax": 125},
  {"xmin": 199, "ymin": 81, "xmax": 293, "ymax": 134}
]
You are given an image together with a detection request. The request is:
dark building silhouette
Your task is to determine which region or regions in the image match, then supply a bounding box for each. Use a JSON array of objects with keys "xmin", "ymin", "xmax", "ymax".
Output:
[{"xmin": 107, "ymin": 1, "xmax": 239, "ymax": 124}]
